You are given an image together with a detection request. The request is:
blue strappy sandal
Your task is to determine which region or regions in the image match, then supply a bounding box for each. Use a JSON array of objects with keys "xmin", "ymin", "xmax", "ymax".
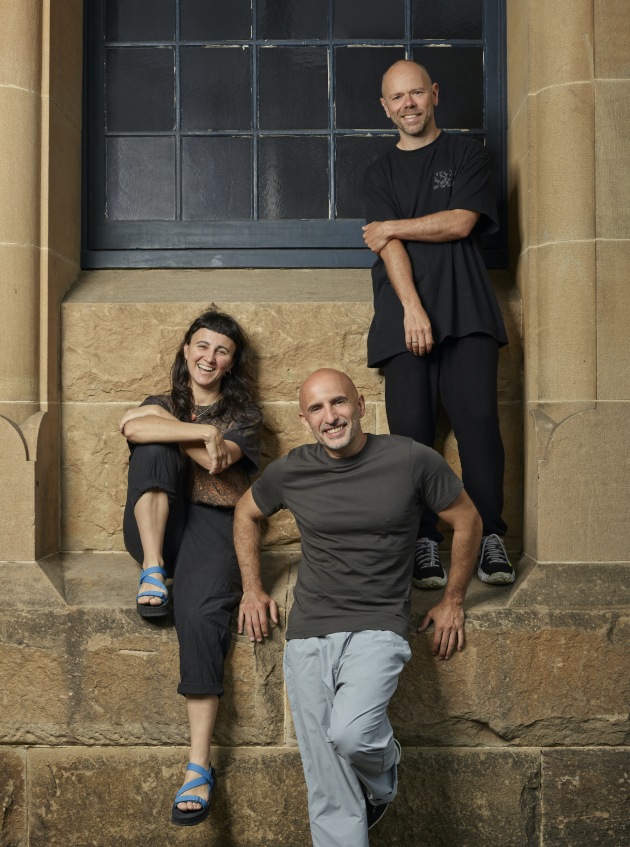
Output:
[
  {"xmin": 136, "ymin": 566, "xmax": 170, "ymax": 618},
  {"xmin": 171, "ymin": 763, "xmax": 216, "ymax": 827}
]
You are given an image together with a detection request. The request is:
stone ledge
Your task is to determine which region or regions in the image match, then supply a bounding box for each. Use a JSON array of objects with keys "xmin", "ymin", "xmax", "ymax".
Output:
[
  {"xmin": 9, "ymin": 745, "xmax": 630, "ymax": 847},
  {"xmin": 0, "ymin": 555, "xmax": 628, "ymax": 749}
]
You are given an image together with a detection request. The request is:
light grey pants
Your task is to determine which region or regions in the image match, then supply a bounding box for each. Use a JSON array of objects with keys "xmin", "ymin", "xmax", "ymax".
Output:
[{"xmin": 284, "ymin": 630, "xmax": 412, "ymax": 847}]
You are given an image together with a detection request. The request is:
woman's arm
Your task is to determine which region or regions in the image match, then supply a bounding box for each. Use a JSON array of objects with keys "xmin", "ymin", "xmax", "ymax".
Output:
[{"xmin": 122, "ymin": 411, "xmax": 242, "ymax": 475}]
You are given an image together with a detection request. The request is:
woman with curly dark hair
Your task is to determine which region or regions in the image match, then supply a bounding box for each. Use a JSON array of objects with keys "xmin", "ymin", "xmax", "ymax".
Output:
[{"xmin": 120, "ymin": 307, "xmax": 262, "ymax": 827}]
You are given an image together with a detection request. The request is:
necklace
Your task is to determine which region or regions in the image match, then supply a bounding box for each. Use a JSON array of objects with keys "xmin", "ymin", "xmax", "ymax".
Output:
[{"xmin": 190, "ymin": 399, "xmax": 220, "ymax": 422}]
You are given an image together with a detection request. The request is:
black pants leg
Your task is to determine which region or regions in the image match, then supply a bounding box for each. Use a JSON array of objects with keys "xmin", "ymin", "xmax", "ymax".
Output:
[
  {"xmin": 382, "ymin": 334, "xmax": 507, "ymax": 539},
  {"xmin": 122, "ymin": 443, "xmax": 241, "ymax": 696}
]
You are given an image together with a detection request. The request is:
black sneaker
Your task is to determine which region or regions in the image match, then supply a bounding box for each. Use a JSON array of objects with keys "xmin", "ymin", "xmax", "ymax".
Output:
[
  {"xmin": 477, "ymin": 534, "xmax": 515, "ymax": 584},
  {"xmin": 361, "ymin": 740, "xmax": 400, "ymax": 830},
  {"xmin": 413, "ymin": 538, "xmax": 447, "ymax": 589}
]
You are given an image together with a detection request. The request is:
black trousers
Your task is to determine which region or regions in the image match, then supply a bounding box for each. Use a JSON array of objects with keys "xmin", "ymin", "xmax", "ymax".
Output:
[
  {"xmin": 382, "ymin": 333, "xmax": 507, "ymax": 541},
  {"xmin": 123, "ymin": 443, "xmax": 242, "ymax": 697}
]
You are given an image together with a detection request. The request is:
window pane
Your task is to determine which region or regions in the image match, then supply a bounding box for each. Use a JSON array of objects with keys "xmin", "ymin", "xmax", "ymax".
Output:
[
  {"xmin": 412, "ymin": 0, "xmax": 482, "ymax": 40},
  {"xmin": 182, "ymin": 137, "xmax": 252, "ymax": 220},
  {"xmin": 106, "ymin": 0, "xmax": 176, "ymax": 42},
  {"xmin": 334, "ymin": 0, "xmax": 405, "ymax": 39},
  {"xmin": 181, "ymin": 47, "xmax": 251, "ymax": 130},
  {"xmin": 258, "ymin": 0, "xmax": 327, "ymax": 39},
  {"xmin": 412, "ymin": 46, "xmax": 484, "ymax": 129},
  {"xmin": 335, "ymin": 135, "xmax": 397, "ymax": 218},
  {"xmin": 335, "ymin": 47, "xmax": 405, "ymax": 130},
  {"xmin": 106, "ymin": 137, "xmax": 175, "ymax": 220},
  {"xmin": 258, "ymin": 48, "xmax": 328, "ymax": 131},
  {"xmin": 181, "ymin": 0, "xmax": 251, "ymax": 40},
  {"xmin": 106, "ymin": 47, "xmax": 175, "ymax": 132},
  {"xmin": 259, "ymin": 137, "xmax": 329, "ymax": 219}
]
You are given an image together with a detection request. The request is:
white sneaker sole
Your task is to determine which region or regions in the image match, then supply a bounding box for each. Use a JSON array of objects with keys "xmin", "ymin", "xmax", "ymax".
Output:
[
  {"xmin": 413, "ymin": 574, "xmax": 447, "ymax": 589},
  {"xmin": 477, "ymin": 567, "xmax": 515, "ymax": 585}
]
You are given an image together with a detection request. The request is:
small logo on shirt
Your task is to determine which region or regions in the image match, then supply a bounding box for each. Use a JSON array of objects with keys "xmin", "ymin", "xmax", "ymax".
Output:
[{"xmin": 433, "ymin": 170, "xmax": 455, "ymax": 189}]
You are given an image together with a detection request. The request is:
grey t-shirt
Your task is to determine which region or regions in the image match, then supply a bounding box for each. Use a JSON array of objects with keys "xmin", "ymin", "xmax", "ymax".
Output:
[{"xmin": 251, "ymin": 434, "xmax": 463, "ymax": 640}]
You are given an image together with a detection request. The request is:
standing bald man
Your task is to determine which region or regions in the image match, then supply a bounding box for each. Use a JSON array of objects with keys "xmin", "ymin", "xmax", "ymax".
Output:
[
  {"xmin": 362, "ymin": 60, "xmax": 514, "ymax": 589},
  {"xmin": 234, "ymin": 368, "xmax": 481, "ymax": 846}
]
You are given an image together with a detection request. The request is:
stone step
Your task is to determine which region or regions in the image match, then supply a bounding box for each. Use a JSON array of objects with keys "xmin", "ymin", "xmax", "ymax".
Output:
[{"xmin": 2, "ymin": 552, "xmax": 628, "ymax": 845}]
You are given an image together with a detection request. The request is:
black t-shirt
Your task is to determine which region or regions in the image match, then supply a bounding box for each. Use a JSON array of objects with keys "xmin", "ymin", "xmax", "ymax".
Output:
[
  {"xmin": 251, "ymin": 434, "xmax": 463, "ymax": 640},
  {"xmin": 363, "ymin": 131, "xmax": 508, "ymax": 367}
]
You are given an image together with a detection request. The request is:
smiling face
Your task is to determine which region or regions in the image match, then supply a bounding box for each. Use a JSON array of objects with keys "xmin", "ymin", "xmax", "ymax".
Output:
[
  {"xmin": 380, "ymin": 61, "xmax": 439, "ymax": 148},
  {"xmin": 184, "ymin": 328, "xmax": 236, "ymax": 403},
  {"xmin": 299, "ymin": 369, "xmax": 366, "ymax": 459}
]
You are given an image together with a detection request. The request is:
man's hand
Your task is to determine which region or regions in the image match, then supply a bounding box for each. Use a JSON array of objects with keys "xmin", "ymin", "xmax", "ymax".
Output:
[
  {"xmin": 362, "ymin": 220, "xmax": 392, "ymax": 254},
  {"xmin": 404, "ymin": 303, "xmax": 434, "ymax": 356},
  {"xmin": 418, "ymin": 600, "xmax": 465, "ymax": 659},
  {"xmin": 238, "ymin": 589, "xmax": 279, "ymax": 643}
]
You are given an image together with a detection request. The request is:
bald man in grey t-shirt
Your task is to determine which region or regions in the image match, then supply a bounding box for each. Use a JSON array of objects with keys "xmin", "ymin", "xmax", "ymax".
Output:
[{"xmin": 234, "ymin": 369, "xmax": 481, "ymax": 847}]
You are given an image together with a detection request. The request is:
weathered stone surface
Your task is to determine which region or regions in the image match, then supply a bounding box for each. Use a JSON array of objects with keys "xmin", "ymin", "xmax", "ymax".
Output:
[
  {"xmin": 509, "ymin": 562, "xmax": 630, "ymax": 609},
  {"xmin": 597, "ymin": 240, "xmax": 630, "ymax": 401},
  {"xmin": 28, "ymin": 746, "xmax": 309, "ymax": 847},
  {"xmin": 0, "ymin": 749, "xmax": 26, "ymax": 847},
  {"xmin": 529, "ymin": 0, "xmax": 594, "ymax": 92},
  {"xmin": 533, "ymin": 403, "xmax": 630, "ymax": 562},
  {"xmin": 372, "ymin": 748, "xmax": 540, "ymax": 847},
  {"xmin": 541, "ymin": 748, "xmax": 630, "ymax": 846},
  {"xmin": 391, "ymin": 598, "xmax": 630, "ymax": 747},
  {"xmin": 530, "ymin": 241, "xmax": 597, "ymax": 402},
  {"xmin": 595, "ymin": 80, "xmax": 630, "ymax": 239},
  {"xmin": 1, "ymin": 552, "xmax": 290, "ymax": 747},
  {"xmin": 0, "ymin": 606, "xmax": 71, "ymax": 744},
  {"xmin": 533, "ymin": 83, "xmax": 595, "ymax": 246},
  {"xmin": 61, "ymin": 301, "xmax": 382, "ymax": 404},
  {"xmin": 594, "ymin": 0, "xmax": 630, "ymax": 79}
]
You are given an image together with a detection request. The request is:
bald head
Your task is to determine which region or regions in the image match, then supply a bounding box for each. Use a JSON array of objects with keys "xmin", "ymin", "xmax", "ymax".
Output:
[
  {"xmin": 380, "ymin": 60, "xmax": 439, "ymax": 148},
  {"xmin": 381, "ymin": 60, "xmax": 432, "ymax": 98},
  {"xmin": 298, "ymin": 369, "xmax": 366, "ymax": 458},
  {"xmin": 299, "ymin": 368, "xmax": 358, "ymax": 413}
]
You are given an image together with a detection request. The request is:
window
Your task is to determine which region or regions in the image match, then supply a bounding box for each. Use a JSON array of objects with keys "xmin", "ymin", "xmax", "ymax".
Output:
[{"xmin": 83, "ymin": 0, "xmax": 506, "ymax": 268}]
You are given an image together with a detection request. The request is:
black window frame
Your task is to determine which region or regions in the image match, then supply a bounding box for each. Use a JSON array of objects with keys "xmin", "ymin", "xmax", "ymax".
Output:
[{"xmin": 82, "ymin": 0, "xmax": 507, "ymax": 269}]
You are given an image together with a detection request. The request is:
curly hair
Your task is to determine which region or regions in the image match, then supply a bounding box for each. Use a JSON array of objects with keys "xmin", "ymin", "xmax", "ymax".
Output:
[{"xmin": 170, "ymin": 307, "xmax": 259, "ymax": 421}]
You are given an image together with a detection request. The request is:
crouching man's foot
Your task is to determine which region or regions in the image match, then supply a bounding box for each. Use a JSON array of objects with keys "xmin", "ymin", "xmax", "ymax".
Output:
[
  {"xmin": 361, "ymin": 739, "xmax": 401, "ymax": 830},
  {"xmin": 477, "ymin": 534, "xmax": 515, "ymax": 585}
]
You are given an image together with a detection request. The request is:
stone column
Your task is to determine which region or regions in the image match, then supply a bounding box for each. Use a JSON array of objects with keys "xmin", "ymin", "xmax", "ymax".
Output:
[
  {"xmin": 0, "ymin": 1, "xmax": 82, "ymax": 561},
  {"xmin": 508, "ymin": 0, "xmax": 629, "ymax": 563}
]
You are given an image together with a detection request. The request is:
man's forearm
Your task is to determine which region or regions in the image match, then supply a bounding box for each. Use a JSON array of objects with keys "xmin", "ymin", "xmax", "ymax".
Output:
[
  {"xmin": 385, "ymin": 209, "xmax": 479, "ymax": 244},
  {"xmin": 444, "ymin": 513, "xmax": 482, "ymax": 604},
  {"xmin": 233, "ymin": 503, "xmax": 264, "ymax": 592},
  {"xmin": 380, "ymin": 239, "xmax": 423, "ymax": 309}
]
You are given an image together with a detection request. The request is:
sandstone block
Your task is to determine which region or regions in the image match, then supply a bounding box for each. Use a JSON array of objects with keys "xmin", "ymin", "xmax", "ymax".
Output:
[
  {"xmin": 0, "ymin": 749, "xmax": 26, "ymax": 847},
  {"xmin": 533, "ymin": 83, "xmax": 595, "ymax": 246},
  {"xmin": 0, "ymin": 0, "xmax": 42, "ymax": 92},
  {"xmin": 27, "ymin": 746, "xmax": 309, "ymax": 847},
  {"xmin": 531, "ymin": 241, "xmax": 597, "ymax": 401},
  {"xmin": 0, "ymin": 87, "xmax": 41, "ymax": 246},
  {"xmin": 0, "ymin": 244, "xmax": 39, "ymax": 404},
  {"xmin": 49, "ymin": 0, "xmax": 83, "ymax": 129},
  {"xmin": 506, "ymin": 0, "xmax": 529, "ymax": 126},
  {"xmin": 372, "ymin": 748, "xmax": 540, "ymax": 847},
  {"xmin": 391, "ymin": 601, "xmax": 630, "ymax": 747},
  {"xmin": 594, "ymin": 0, "xmax": 630, "ymax": 79},
  {"xmin": 60, "ymin": 300, "xmax": 381, "ymax": 405},
  {"xmin": 533, "ymin": 403, "xmax": 630, "ymax": 562},
  {"xmin": 597, "ymin": 240, "xmax": 630, "ymax": 401},
  {"xmin": 529, "ymin": 0, "xmax": 593, "ymax": 91},
  {"xmin": 595, "ymin": 79, "xmax": 630, "ymax": 239},
  {"xmin": 541, "ymin": 748, "xmax": 630, "ymax": 846},
  {"xmin": 48, "ymin": 101, "xmax": 82, "ymax": 263}
]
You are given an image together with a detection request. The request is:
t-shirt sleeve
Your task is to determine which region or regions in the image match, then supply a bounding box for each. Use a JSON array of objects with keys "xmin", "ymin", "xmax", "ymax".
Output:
[
  {"xmin": 223, "ymin": 406, "xmax": 263, "ymax": 474},
  {"xmin": 363, "ymin": 160, "xmax": 400, "ymax": 224},
  {"xmin": 250, "ymin": 457, "xmax": 287, "ymax": 517},
  {"xmin": 409, "ymin": 442, "xmax": 464, "ymax": 513},
  {"xmin": 140, "ymin": 394, "xmax": 171, "ymax": 411},
  {"xmin": 448, "ymin": 140, "xmax": 499, "ymax": 235}
]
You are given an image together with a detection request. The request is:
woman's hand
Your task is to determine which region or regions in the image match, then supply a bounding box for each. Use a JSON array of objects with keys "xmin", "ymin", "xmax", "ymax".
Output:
[
  {"xmin": 203, "ymin": 425, "xmax": 233, "ymax": 474},
  {"xmin": 119, "ymin": 404, "xmax": 174, "ymax": 434}
]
